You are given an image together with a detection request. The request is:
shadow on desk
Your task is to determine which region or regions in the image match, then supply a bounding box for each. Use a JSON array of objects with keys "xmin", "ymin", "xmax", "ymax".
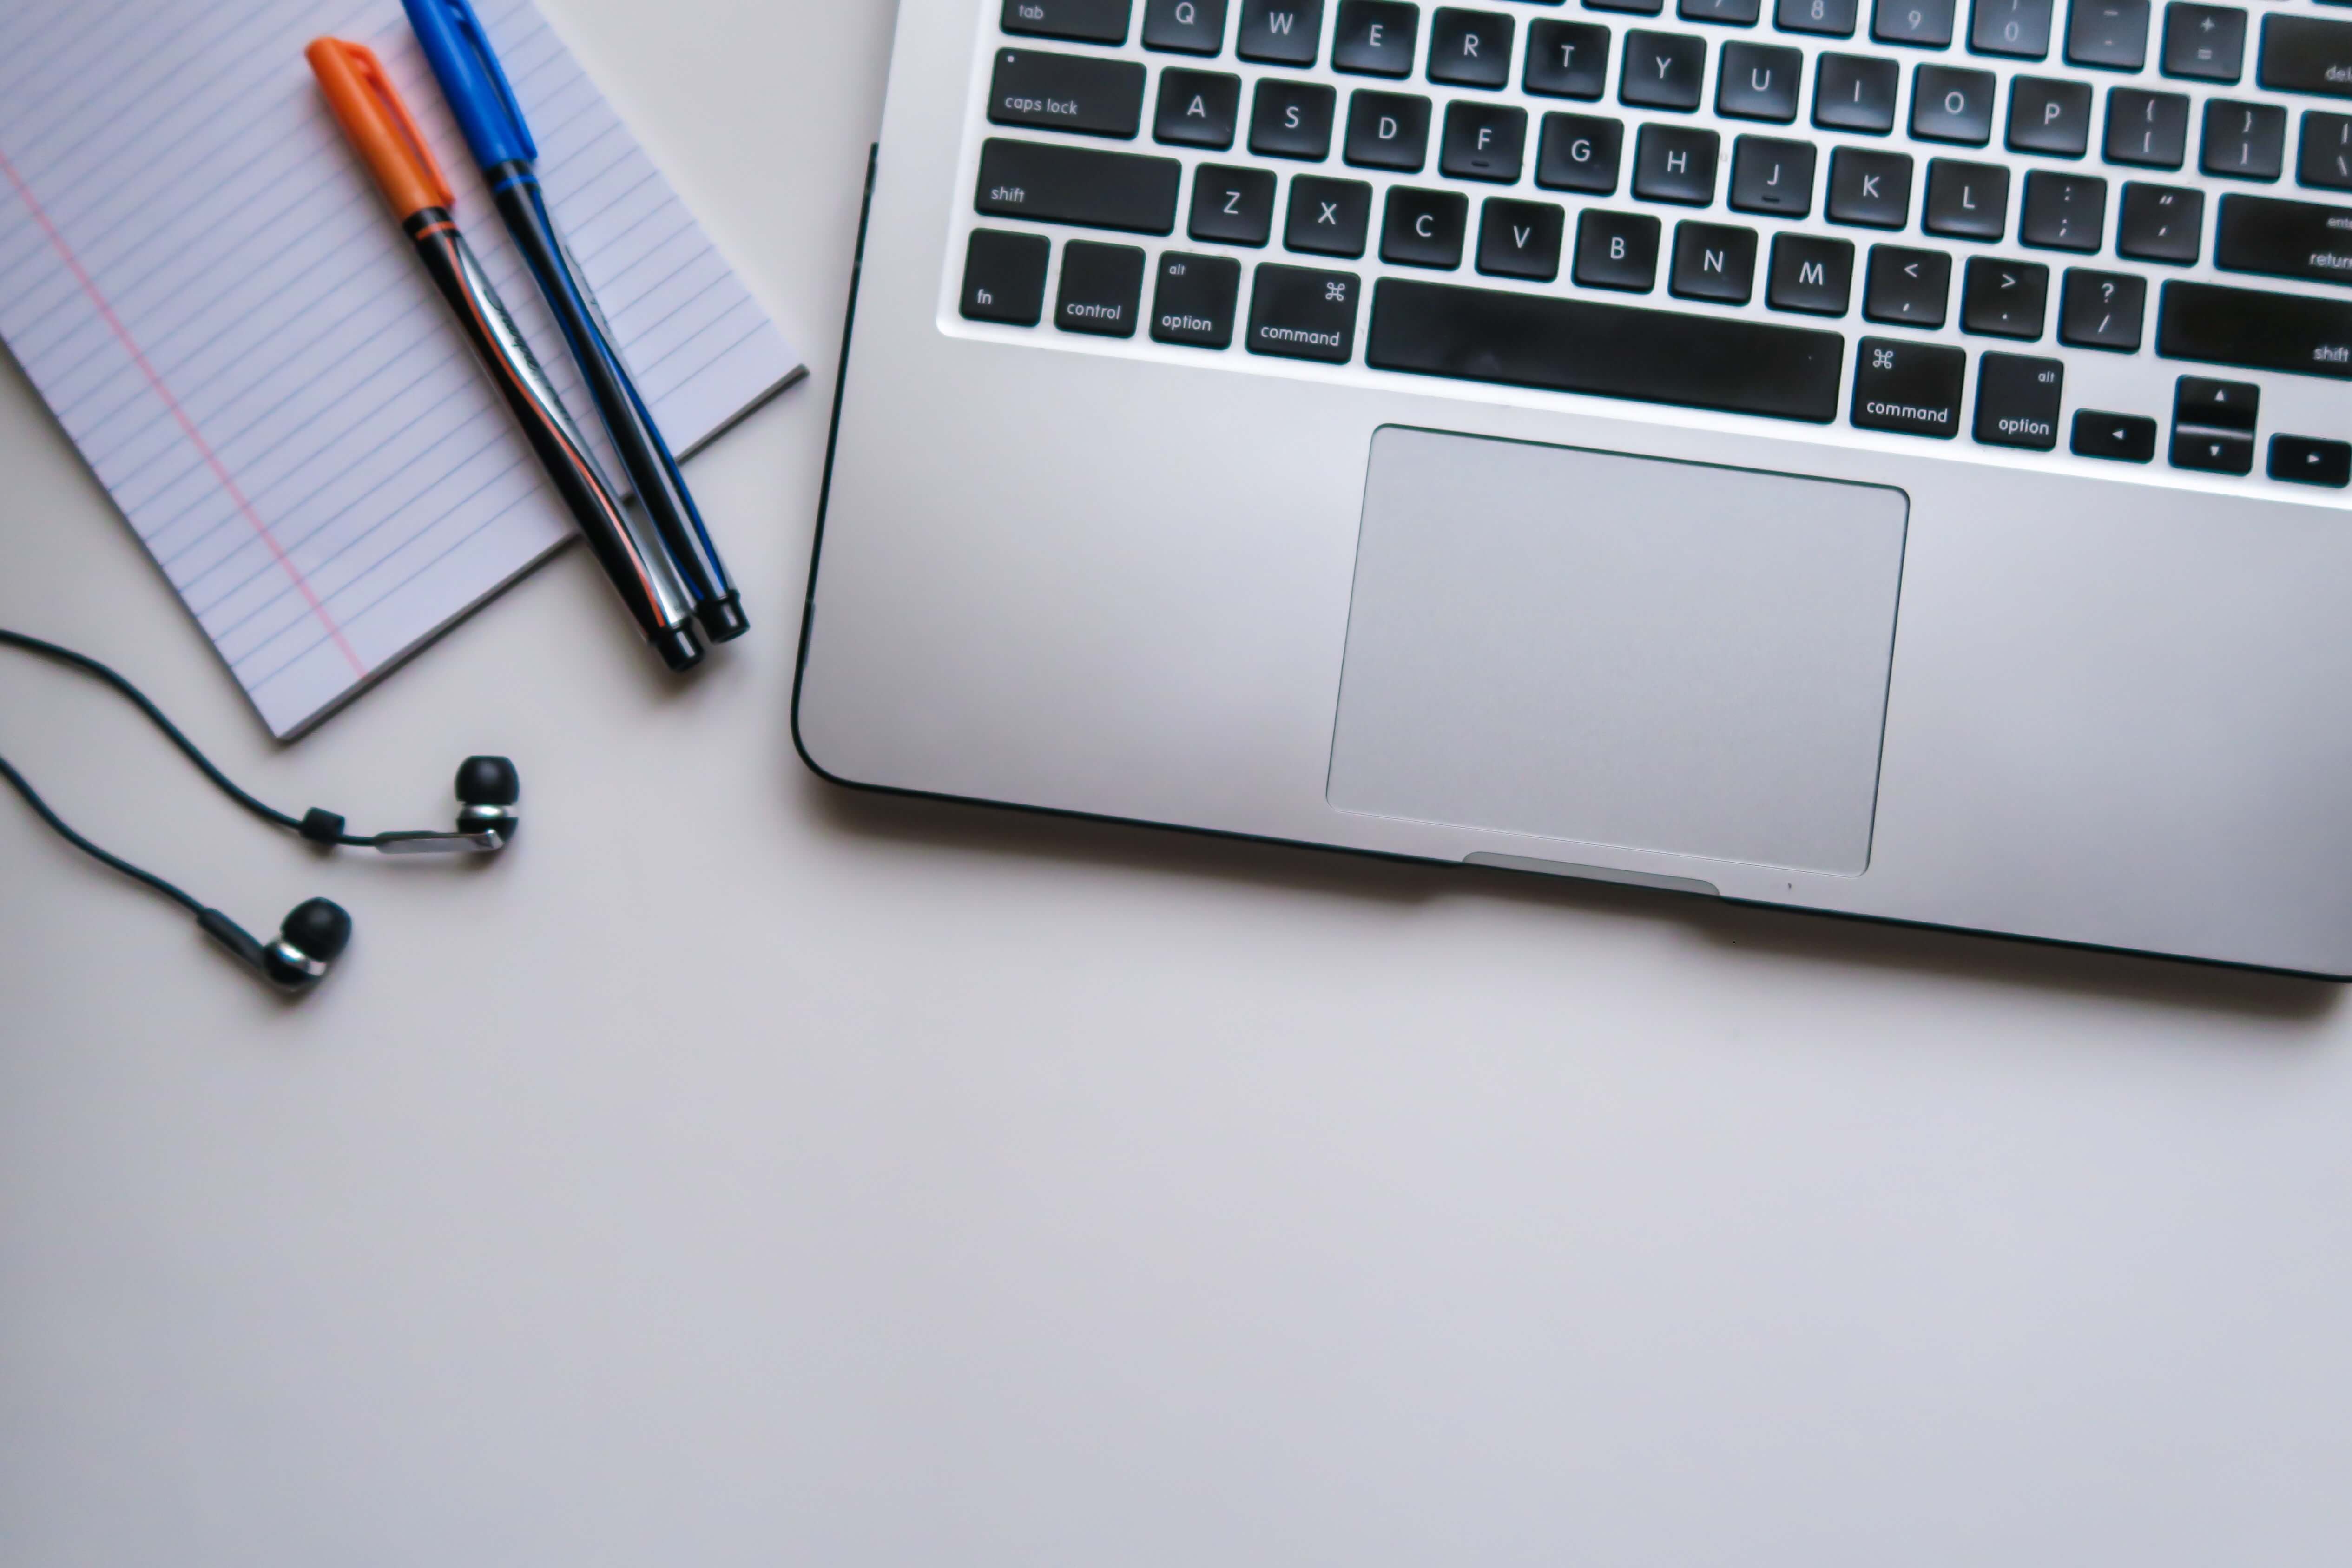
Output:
[{"xmin": 806, "ymin": 780, "xmax": 2338, "ymax": 1027}]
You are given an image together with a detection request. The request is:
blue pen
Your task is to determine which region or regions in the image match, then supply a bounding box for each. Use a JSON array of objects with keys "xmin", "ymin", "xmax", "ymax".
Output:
[{"xmin": 402, "ymin": 0, "xmax": 748, "ymax": 643}]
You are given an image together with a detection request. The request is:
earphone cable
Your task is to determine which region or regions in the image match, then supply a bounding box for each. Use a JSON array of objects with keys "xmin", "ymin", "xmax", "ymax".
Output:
[
  {"xmin": 0, "ymin": 627, "xmax": 373, "ymax": 847},
  {"xmin": 0, "ymin": 748, "xmax": 204, "ymax": 916}
]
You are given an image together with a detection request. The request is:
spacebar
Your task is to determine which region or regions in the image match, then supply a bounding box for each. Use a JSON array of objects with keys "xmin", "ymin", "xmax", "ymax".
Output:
[{"xmin": 1364, "ymin": 279, "xmax": 1846, "ymax": 424}]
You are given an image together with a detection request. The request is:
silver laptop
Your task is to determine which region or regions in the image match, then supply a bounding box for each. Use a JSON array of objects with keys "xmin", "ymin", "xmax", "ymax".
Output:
[{"xmin": 796, "ymin": 0, "xmax": 2352, "ymax": 976}]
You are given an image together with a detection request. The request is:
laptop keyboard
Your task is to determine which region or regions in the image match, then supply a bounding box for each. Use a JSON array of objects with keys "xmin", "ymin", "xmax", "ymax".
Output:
[{"xmin": 947, "ymin": 0, "xmax": 2352, "ymax": 492}]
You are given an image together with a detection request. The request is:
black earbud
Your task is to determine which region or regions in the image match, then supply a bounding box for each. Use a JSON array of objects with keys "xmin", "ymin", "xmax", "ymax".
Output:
[
  {"xmin": 343, "ymin": 754, "xmax": 521, "ymax": 854},
  {"xmin": 2, "ymin": 629, "xmax": 521, "ymax": 999},
  {"xmin": 198, "ymin": 898, "xmax": 354, "ymax": 994}
]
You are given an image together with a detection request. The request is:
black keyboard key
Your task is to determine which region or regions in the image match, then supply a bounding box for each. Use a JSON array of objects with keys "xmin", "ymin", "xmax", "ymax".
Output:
[
  {"xmin": 1332, "ymin": 1, "xmax": 1418, "ymax": 73},
  {"xmin": 1145, "ymin": 0, "xmax": 1229, "ymax": 53},
  {"xmin": 977, "ymin": 138, "xmax": 1184, "ymax": 232},
  {"xmin": 2160, "ymin": 4, "xmax": 2245, "ymax": 82},
  {"xmin": 2020, "ymin": 170, "xmax": 2107, "ymax": 250},
  {"xmin": 1156, "ymin": 69, "xmax": 1243, "ymax": 146},
  {"xmin": 1430, "ymin": 8, "xmax": 1516, "ymax": 86},
  {"xmin": 1634, "ymin": 125, "xmax": 1721, "ymax": 202},
  {"xmin": 960, "ymin": 229, "xmax": 1053, "ymax": 324},
  {"xmin": 1730, "ymin": 135, "xmax": 1818, "ymax": 214},
  {"xmin": 1004, "ymin": 0, "xmax": 1132, "ymax": 44},
  {"xmin": 2201, "ymin": 101, "xmax": 2287, "ymax": 180},
  {"xmin": 2301, "ymin": 112, "xmax": 2352, "ymax": 191},
  {"xmin": 2170, "ymin": 426, "xmax": 2254, "ymax": 473},
  {"xmin": 1589, "ymin": 0, "xmax": 1665, "ymax": 13},
  {"xmin": 1852, "ymin": 336, "xmax": 1967, "ymax": 436},
  {"xmin": 2116, "ymin": 181, "xmax": 2203, "ymax": 260},
  {"xmin": 2066, "ymin": 0, "xmax": 2150, "ymax": 70},
  {"xmin": 1828, "ymin": 147, "xmax": 1915, "ymax": 225},
  {"xmin": 2259, "ymin": 13, "xmax": 2352, "ymax": 100},
  {"xmin": 2008, "ymin": 78, "xmax": 2093, "ymax": 157},
  {"xmin": 2270, "ymin": 434, "xmax": 2352, "ymax": 487},
  {"xmin": 2216, "ymin": 192, "xmax": 2352, "ymax": 284},
  {"xmin": 1682, "ymin": 0, "xmax": 1765, "ymax": 25},
  {"xmin": 1537, "ymin": 113, "xmax": 1626, "ymax": 191},
  {"xmin": 1865, "ymin": 244, "xmax": 1953, "ymax": 325},
  {"xmin": 1477, "ymin": 198, "xmax": 1568, "ymax": 278},
  {"xmin": 2058, "ymin": 266, "xmax": 2146, "ymax": 348},
  {"xmin": 1873, "ymin": 0, "xmax": 1957, "ymax": 47},
  {"xmin": 1924, "ymin": 158, "xmax": 2010, "ymax": 237},
  {"xmin": 1971, "ymin": 0, "xmax": 2055, "ymax": 57},
  {"xmin": 1286, "ymin": 174, "xmax": 1375, "ymax": 254},
  {"xmin": 1575, "ymin": 208, "xmax": 1665, "ymax": 287},
  {"xmin": 1671, "ymin": 221, "xmax": 1761, "ymax": 300},
  {"xmin": 1189, "ymin": 163, "xmax": 1278, "ymax": 243},
  {"xmin": 1974, "ymin": 350, "xmax": 2064, "ymax": 447},
  {"xmin": 1527, "ymin": 22, "xmax": 1614, "ymax": 98},
  {"xmin": 1806, "ymin": 59, "xmax": 1900, "ymax": 138},
  {"xmin": 1239, "ymin": 0, "xmax": 1324, "ymax": 64},
  {"xmin": 1622, "ymin": 31, "xmax": 1711, "ymax": 109},
  {"xmin": 1778, "ymin": 0, "xmax": 1860, "ymax": 36},
  {"xmin": 1150, "ymin": 250, "xmax": 1244, "ymax": 344},
  {"xmin": 991, "ymin": 50, "xmax": 1147, "ymax": 139},
  {"xmin": 1442, "ymin": 102, "xmax": 1530, "ymax": 180},
  {"xmin": 1768, "ymin": 233, "xmax": 1857, "ymax": 312},
  {"xmin": 1345, "ymin": 91, "xmax": 1433, "ymax": 169},
  {"xmin": 2072, "ymin": 409, "xmax": 2159, "ymax": 461},
  {"xmin": 1914, "ymin": 67, "xmax": 1999, "ymax": 145},
  {"xmin": 2175, "ymin": 372, "xmax": 2259, "ymax": 430},
  {"xmin": 1961, "ymin": 255, "xmax": 2050, "ymax": 335},
  {"xmin": 1056, "ymin": 239, "xmax": 1148, "ymax": 335},
  {"xmin": 1815, "ymin": 53, "xmax": 1901, "ymax": 133},
  {"xmin": 1720, "ymin": 43, "xmax": 1805, "ymax": 120},
  {"xmin": 1382, "ymin": 186, "xmax": 1471, "ymax": 266},
  {"xmin": 1250, "ymin": 80, "xmax": 1338, "ymax": 158},
  {"xmin": 1246, "ymin": 263, "xmax": 1362, "ymax": 359},
  {"xmin": 2104, "ymin": 88, "xmax": 2190, "ymax": 167},
  {"xmin": 1367, "ymin": 276, "xmax": 1847, "ymax": 420}
]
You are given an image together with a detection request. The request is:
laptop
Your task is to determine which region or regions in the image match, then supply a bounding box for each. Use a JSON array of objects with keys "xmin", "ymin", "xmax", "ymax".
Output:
[{"xmin": 795, "ymin": 0, "xmax": 2352, "ymax": 976}]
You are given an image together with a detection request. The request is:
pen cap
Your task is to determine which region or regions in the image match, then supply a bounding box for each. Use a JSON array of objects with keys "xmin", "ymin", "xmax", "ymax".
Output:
[
  {"xmin": 306, "ymin": 39, "xmax": 454, "ymax": 221},
  {"xmin": 402, "ymin": 0, "xmax": 537, "ymax": 172}
]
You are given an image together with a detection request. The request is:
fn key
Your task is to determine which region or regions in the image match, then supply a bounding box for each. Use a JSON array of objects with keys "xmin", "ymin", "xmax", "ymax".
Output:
[{"xmin": 961, "ymin": 229, "xmax": 1051, "ymax": 325}]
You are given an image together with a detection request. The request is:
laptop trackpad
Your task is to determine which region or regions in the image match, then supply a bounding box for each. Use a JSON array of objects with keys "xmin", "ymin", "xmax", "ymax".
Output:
[{"xmin": 1328, "ymin": 428, "xmax": 1908, "ymax": 875}]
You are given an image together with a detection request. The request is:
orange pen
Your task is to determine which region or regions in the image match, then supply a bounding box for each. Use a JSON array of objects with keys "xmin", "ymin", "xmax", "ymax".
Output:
[{"xmin": 305, "ymin": 39, "xmax": 705, "ymax": 672}]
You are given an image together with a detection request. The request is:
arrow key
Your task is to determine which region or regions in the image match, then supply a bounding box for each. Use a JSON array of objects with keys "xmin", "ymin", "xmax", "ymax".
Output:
[
  {"xmin": 2070, "ymin": 410, "xmax": 2159, "ymax": 463},
  {"xmin": 2268, "ymin": 434, "xmax": 2352, "ymax": 487}
]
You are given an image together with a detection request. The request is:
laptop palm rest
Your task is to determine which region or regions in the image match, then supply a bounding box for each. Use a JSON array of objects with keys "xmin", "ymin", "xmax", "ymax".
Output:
[{"xmin": 1328, "ymin": 428, "xmax": 1909, "ymax": 876}]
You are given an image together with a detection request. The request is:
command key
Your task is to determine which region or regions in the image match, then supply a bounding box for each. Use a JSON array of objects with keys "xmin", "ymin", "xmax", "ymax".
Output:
[{"xmin": 1246, "ymin": 264, "xmax": 1362, "ymax": 363}]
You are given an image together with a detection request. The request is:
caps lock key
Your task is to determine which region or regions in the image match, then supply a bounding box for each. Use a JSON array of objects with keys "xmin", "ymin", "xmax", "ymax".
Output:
[{"xmin": 988, "ymin": 49, "xmax": 1148, "ymax": 139}]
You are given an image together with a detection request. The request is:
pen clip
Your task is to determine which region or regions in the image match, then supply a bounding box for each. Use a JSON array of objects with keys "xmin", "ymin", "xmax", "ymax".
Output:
[
  {"xmin": 329, "ymin": 39, "xmax": 455, "ymax": 207},
  {"xmin": 436, "ymin": 0, "xmax": 537, "ymax": 162}
]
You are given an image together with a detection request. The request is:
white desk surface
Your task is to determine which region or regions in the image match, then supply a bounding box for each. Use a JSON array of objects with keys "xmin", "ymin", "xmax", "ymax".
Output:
[{"xmin": 5, "ymin": 3, "xmax": 2350, "ymax": 1562}]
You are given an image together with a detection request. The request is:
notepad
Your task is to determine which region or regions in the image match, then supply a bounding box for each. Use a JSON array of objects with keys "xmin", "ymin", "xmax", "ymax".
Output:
[{"xmin": 0, "ymin": 0, "xmax": 802, "ymax": 738}]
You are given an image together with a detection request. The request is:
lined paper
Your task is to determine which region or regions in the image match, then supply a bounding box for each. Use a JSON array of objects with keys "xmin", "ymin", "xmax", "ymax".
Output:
[{"xmin": 0, "ymin": 0, "xmax": 801, "ymax": 737}]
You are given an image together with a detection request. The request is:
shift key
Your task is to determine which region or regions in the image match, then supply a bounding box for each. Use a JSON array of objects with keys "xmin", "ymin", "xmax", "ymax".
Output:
[{"xmin": 975, "ymin": 138, "xmax": 1181, "ymax": 234}]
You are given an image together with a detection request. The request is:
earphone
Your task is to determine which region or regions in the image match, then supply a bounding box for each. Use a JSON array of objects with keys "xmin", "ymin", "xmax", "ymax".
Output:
[{"xmin": 1, "ymin": 628, "xmax": 517, "ymax": 995}]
